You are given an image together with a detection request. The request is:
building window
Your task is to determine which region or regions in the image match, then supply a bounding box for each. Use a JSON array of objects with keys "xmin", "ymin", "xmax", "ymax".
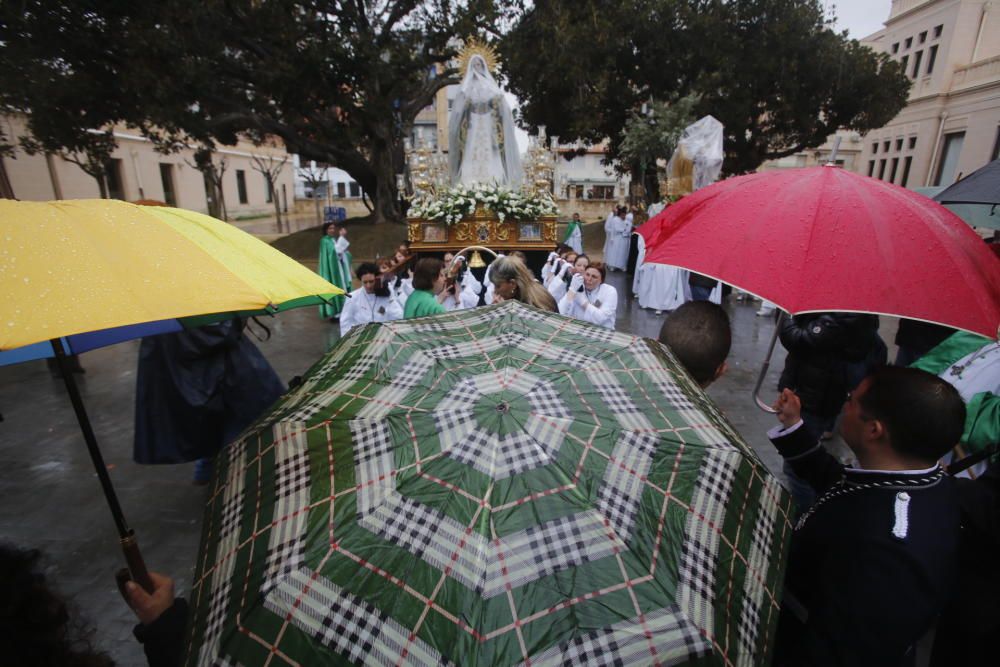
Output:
[
  {"xmin": 868, "ymin": 160, "xmax": 876, "ymax": 177},
  {"xmin": 236, "ymin": 169, "xmax": 248, "ymax": 204},
  {"xmin": 105, "ymin": 159, "xmax": 125, "ymax": 200},
  {"xmin": 926, "ymin": 45, "xmax": 938, "ymax": 75},
  {"xmin": 900, "ymin": 55, "xmax": 909, "ymax": 73},
  {"xmin": 159, "ymin": 163, "xmax": 176, "ymax": 207},
  {"xmin": 908, "ymin": 136, "xmax": 917, "ymax": 150},
  {"xmin": 265, "ymin": 176, "xmax": 273, "ymax": 203},
  {"xmin": 878, "ymin": 159, "xmax": 888, "ymax": 180},
  {"xmin": 933, "ymin": 25, "xmax": 942, "ymax": 38},
  {"xmin": 336, "ymin": 182, "xmax": 346, "ymax": 198},
  {"xmin": 895, "ymin": 138, "xmax": 904, "ymax": 151},
  {"xmin": 992, "ymin": 126, "xmax": 1000, "ymax": 162},
  {"xmin": 919, "ymin": 31, "xmax": 927, "ymax": 44},
  {"xmin": 588, "ymin": 185, "xmax": 616, "ymax": 200},
  {"xmin": 872, "ymin": 142, "xmax": 878, "ymax": 154},
  {"xmin": 891, "ymin": 42, "xmax": 899, "ymax": 54},
  {"xmin": 883, "ymin": 140, "xmax": 891, "ymax": 153},
  {"xmin": 934, "ymin": 132, "xmax": 965, "ymax": 186},
  {"xmin": 348, "ymin": 181, "xmax": 360, "ymax": 197},
  {"xmin": 912, "ymin": 50, "xmax": 923, "ymax": 78},
  {"xmin": 889, "ymin": 157, "xmax": 900, "ymax": 183},
  {"xmin": 901, "ymin": 156, "xmax": 913, "ymax": 187},
  {"xmin": 904, "ymin": 37, "xmax": 912, "ymax": 49}
]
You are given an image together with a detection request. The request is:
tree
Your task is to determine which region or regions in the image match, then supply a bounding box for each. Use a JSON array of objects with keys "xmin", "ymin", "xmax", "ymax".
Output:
[
  {"xmin": 0, "ymin": 1, "xmax": 506, "ymax": 223},
  {"xmin": 250, "ymin": 151, "xmax": 290, "ymax": 231},
  {"xmin": 617, "ymin": 95, "xmax": 700, "ymax": 203},
  {"xmin": 187, "ymin": 148, "xmax": 229, "ymax": 221},
  {"xmin": 297, "ymin": 162, "xmax": 331, "ymax": 226},
  {"xmin": 502, "ymin": 0, "xmax": 910, "ymax": 175}
]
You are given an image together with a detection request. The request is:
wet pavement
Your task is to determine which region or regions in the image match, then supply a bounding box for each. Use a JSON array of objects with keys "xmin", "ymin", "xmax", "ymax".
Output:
[{"xmin": 0, "ymin": 269, "xmax": 893, "ymax": 664}]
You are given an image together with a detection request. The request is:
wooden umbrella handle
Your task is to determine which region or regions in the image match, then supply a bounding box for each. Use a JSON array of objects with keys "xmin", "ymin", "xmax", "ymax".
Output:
[{"xmin": 121, "ymin": 531, "xmax": 155, "ymax": 593}]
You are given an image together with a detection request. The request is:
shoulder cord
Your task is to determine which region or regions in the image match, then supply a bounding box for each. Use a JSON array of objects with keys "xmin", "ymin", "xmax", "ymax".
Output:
[{"xmin": 795, "ymin": 468, "xmax": 946, "ymax": 531}]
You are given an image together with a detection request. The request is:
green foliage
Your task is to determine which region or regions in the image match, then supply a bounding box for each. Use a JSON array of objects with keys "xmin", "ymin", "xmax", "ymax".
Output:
[
  {"xmin": 0, "ymin": 1, "xmax": 505, "ymax": 220},
  {"xmin": 618, "ymin": 96, "xmax": 701, "ymax": 174},
  {"xmin": 502, "ymin": 0, "xmax": 910, "ymax": 174}
]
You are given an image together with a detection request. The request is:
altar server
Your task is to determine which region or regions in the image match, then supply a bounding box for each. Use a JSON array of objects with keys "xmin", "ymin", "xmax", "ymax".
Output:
[
  {"xmin": 340, "ymin": 263, "xmax": 404, "ymax": 336},
  {"xmin": 558, "ymin": 262, "xmax": 617, "ymax": 329}
]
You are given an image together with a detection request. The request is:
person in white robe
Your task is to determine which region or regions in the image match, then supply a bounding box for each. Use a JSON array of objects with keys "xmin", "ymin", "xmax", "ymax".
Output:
[
  {"xmin": 637, "ymin": 263, "xmax": 689, "ymax": 314},
  {"xmin": 340, "ymin": 263, "xmax": 404, "ymax": 336},
  {"xmin": 558, "ymin": 264, "xmax": 617, "ymax": 329},
  {"xmin": 548, "ymin": 253, "xmax": 588, "ymax": 303},
  {"xmin": 602, "ymin": 207, "xmax": 630, "ymax": 271}
]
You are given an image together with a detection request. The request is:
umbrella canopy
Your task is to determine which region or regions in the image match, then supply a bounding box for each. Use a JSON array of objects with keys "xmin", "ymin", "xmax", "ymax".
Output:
[
  {"xmin": 934, "ymin": 158, "xmax": 1000, "ymax": 206},
  {"xmin": 639, "ymin": 166, "xmax": 1000, "ymax": 338},
  {"xmin": 186, "ymin": 301, "xmax": 793, "ymax": 666},
  {"xmin": 0, "ymin": 199, "xmax": 343, "ymax": 363},
  {"xmin": 912, "ymin": 186, "xmax": 1000, "ymax": 232}
]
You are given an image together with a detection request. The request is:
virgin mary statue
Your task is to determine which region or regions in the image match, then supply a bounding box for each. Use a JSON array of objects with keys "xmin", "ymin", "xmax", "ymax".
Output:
[{"xmin": 448, "ymin": 54, "xmax": 523, "ymax": 188}]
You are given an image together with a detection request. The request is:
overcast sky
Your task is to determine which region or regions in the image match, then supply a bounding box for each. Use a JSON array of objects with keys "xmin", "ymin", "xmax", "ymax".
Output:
[{"xmin": 826, "ymin": 0, "xmax": 893, "ymax": 39}]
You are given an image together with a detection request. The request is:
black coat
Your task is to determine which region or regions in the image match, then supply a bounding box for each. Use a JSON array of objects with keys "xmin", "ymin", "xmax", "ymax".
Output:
[
  {"xmin": 771, "ymin": 425, "xmax": 960, "ymax": 666},
  {"xmin": 133, "ymin": 319, "xmax": 285, "ymax": 464},
  {"xmin": 778, "ymin": 313, "xmax": 884, "ymax": 419}
]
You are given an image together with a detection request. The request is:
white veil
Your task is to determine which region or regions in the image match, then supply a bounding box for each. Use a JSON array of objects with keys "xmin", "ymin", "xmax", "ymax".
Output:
[{"xmin": 448, "ymin": 54, "xmax": 523, "ymax": 187}]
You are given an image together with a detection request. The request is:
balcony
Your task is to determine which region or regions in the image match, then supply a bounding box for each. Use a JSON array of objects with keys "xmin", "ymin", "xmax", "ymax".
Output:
[{"xmin": 951, "ymin": 55, "xmax": 1000, "ymax": 92}]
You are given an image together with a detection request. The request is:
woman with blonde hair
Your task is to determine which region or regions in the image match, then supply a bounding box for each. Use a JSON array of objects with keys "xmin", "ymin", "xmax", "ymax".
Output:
[{"xmin": 490, "ymin": 256, "xmax": 558, "ymax": 312}]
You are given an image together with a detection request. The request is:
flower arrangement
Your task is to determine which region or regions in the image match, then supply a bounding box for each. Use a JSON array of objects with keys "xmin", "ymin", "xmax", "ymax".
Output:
[{"xmin": 409, "ymin": 183, "xmax": 557, "ymax": 225}]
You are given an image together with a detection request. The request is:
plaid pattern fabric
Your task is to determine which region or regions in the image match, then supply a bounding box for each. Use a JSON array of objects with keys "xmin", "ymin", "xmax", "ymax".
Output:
[
  {"xmin": 185, "ymin": 301, "xmax": 792, "ymax": 666},
  {"xmin": 525, "ymin": 605, "xmax": 712, "ymax": 667},
  {"xmin": 262, "ymin": 422, "xmax": 310, "ymax": 593},
  {"xmin": 264, "ymin": 567, "xmax": 453, "ymax": 666},
  {"xmin": 737, "ymin": 475, "xmax": 783, "ymax": 667},
  {"xmin": 677, "ymin": 449, "xmax": 742, "ymax": 636}
]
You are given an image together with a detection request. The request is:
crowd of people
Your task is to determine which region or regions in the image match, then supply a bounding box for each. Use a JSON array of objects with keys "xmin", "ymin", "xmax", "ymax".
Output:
[{"xmin": 3, "ymin": 214, "xmax": 996, "ymax": 667}]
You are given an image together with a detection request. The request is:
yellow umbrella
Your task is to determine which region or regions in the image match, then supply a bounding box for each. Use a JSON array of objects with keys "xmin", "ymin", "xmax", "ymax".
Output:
[
  {"xmin": 1, "ymin": 199, "xmax": 342, "ymax": 352},
  {"xmin": 0, "ymin": 199, "xmax": 343, "ymax": 590}
]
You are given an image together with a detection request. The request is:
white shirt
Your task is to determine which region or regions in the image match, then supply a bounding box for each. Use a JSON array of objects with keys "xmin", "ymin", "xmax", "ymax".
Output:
[
  {"xmin": 558, "ymin": 282, "xmax": 617, "ymax": 329},
  {"xmin": 340, "ymin": 287, "xmax": 403, "ymax": 336}
]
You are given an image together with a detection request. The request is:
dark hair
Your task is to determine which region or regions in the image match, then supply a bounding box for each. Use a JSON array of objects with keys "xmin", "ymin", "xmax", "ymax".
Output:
[
  {"xmin": 585, "ymin": 262, "xmax": 606, "ymax": 282},
  {"xmin": 659, "ymin": 302, "xmax": 732, "ymax": 386},
  {"xmin": 857, "ymin": 366, "xmax": 966, "ymax": 461},
  {"xmin": 356, "ymin": 262, "xmax": 378, "ymax": 280},
  {"xmin": 412, "ymin": 257, "xmax": 444, "ymax": 291},
  {"xmin": 0, "ymin": 545, "xmax": 113, "ymax": 667},
  {"xmin": 510, "ymin": 250, "xmax": 527, "ymax": 262},
  {"xmin": 554, "ymin": 243, "xmax": 571, "ymax": 255},
  {"xmin": 321, "ymin": 222, "xmax": 337, "ymax": 236}
]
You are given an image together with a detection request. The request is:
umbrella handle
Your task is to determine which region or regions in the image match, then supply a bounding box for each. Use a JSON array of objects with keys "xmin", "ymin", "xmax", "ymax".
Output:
[
  {"xmin": 121, "ymin": 531, "xmax": 155, "ymax": 593},
  {"xmin": 753, "ymin": 311, "xmax": 785, "ymax": 414}
]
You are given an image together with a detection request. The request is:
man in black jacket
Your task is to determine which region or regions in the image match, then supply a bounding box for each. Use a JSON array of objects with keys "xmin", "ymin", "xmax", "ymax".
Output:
[{"xmin": 769, "ymin": 366, "xmax": 965, "ymax": 666}]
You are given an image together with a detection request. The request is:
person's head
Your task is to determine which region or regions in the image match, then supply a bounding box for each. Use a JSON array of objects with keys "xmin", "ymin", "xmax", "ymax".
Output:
[
  {"xmin": 564, "ymin": 251, "xmax": 578, "ymax": 265},
  {"xmin": 554, "ymin": 243, "xmax": 571, "ymax": 255},
  {"xmin": 840, "ymin": 366, "xmax": 966, "ymax": 466},
  {"xmin": 572, "ymin": 254, "xmax": 590, "ymax": 274},
  {"xmin": 398, "ymin": 241, "xmax": 410, "ymax": 254},
  {"xmin": 659, "ymin": 301, "xmax": 732, "ymax": 388},
  {"xmin": 356, "ymin": 262, "xmax": 379, "ymax": 294},
  {"xmin": 489, "ymin": 256, "xmax": 558, "ymax": 312},
  {"xmin": 583, "ymin": 263, "xmax": 605, "ymax": 291},
  {"xmin": 394, "ymin": 250, "xmax": 408, "ymax": 264},
  {"xmin": 0, "ymin": 544, "xmax": 113, "ymax": 667},
  {"xmin": 377, "ymin": 257, "xmax": 394, "ymax": 274},
  {"xmin": 339, "ymin": 227, "xmax": 347, "ymax": 237},
  {"xmin": 443, "ymin": 252, "xmax": 455, "ymax": 265},
  {"xmin": 322, "ymin": 222, "xmax": 337, "ymax": 237},
  {"xmin": 572, "ymin": 212, "xmax": 580, "ymax": 221},
  {"xmin": 412, "ymin": 257, "xmax": 446, "ymax": 293},
  {"xmin": 510, "ymin": 250, "xmax": 527, "ymax": 263}
]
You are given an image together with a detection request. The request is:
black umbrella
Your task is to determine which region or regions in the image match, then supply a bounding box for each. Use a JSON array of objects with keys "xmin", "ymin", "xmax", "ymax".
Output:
[{"xmin": 934, "ymin": 158, "xmax": 1000, "ymax": 206}]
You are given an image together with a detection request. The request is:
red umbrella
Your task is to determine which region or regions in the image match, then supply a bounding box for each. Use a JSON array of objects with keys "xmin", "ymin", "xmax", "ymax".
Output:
[{"xmin": 640, "ymin": 166, "xmax": 1000, "ymax": 339}]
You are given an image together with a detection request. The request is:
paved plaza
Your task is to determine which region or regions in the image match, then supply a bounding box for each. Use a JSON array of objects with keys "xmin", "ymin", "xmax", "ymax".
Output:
[{"xmin": 0, "ymin": 270, "xmax": 887, "ymax": 664}]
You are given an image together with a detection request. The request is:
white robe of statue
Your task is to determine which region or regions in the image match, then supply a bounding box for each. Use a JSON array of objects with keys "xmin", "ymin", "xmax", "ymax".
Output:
[{"xmin": 448, "ymin": 55, "xmax": 523, "ymax": 187}]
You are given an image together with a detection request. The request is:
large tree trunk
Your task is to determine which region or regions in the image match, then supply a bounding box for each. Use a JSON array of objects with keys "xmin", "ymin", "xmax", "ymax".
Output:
[
  {"xmin": 370, "ymin": 144, "xmax": 402, "ymax": 225},
  {"xmin": 272, "ymin": 183, "xmax": 283, "ymax": 233}
]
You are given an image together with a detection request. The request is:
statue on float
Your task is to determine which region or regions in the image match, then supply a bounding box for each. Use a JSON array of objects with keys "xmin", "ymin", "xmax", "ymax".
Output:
[{"xmin": 448, "ymin": 52, "xmax": 522, "ymax": 187}]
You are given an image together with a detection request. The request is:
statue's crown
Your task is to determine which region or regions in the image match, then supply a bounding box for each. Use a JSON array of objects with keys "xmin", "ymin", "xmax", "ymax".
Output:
[{"xmin": 458, "ymin": 38, "xmax": 500, "ymax": 77}]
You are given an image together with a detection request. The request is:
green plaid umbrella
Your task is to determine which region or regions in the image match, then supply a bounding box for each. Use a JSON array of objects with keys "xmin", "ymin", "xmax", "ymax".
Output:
[{"xmin": 185, "ymin": 300, "xmax": 793, "ymax": 666}]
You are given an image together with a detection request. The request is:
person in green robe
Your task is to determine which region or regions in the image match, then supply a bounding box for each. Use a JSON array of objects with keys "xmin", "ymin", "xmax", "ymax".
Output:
[
  {"xmin": 910, "ymin": 331, "xmax": 1000, "ymax": 474},
  {"xmin": 404, "ymin": 257, "xmax": 457, "ymax": 319},
  {"xmin": 563, "ymin": 212, "xmax": 583, "ymax": 254},
  {"xmin": 318, "ymin": 223, "xmax": 351, "ymax": 320}
]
